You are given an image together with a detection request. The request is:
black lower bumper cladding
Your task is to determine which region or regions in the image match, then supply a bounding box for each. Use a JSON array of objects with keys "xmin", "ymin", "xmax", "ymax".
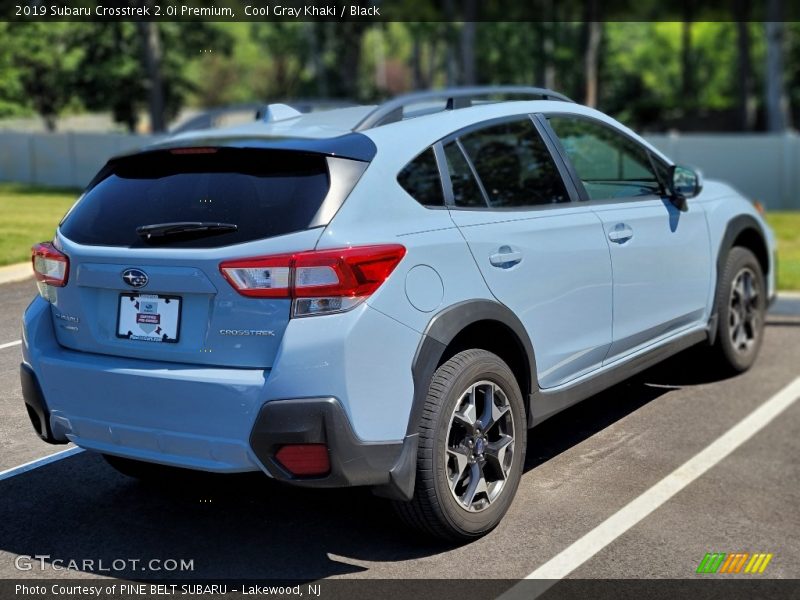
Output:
[
  {"xmin": 20, "ymin": 363, "xmax": 67, "ymax": 445},
  {"xmin": 249, "ymin": 397, "xmax": 405, "ymax": 489}
]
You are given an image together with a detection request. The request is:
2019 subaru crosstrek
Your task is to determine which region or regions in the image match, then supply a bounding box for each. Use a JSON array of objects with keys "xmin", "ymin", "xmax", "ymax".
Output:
[{"xmin": 21, "ymin": 87, "xmax": 776, "ymax": 541}]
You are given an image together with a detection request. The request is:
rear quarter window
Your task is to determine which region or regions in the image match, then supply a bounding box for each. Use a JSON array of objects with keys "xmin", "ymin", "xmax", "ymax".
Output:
[
  {"xmin": 397, "ymin": 147, "xmax": 445, "ymax": 207},
  {"xmin": 59, "ymin": 148, "xmax": 331, "ymax": 248}
]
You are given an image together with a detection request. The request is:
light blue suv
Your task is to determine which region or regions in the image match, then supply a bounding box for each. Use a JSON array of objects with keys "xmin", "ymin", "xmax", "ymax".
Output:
[{"xmin": 22, "ymin": 87, "xmax": 776, "ymax": 541}]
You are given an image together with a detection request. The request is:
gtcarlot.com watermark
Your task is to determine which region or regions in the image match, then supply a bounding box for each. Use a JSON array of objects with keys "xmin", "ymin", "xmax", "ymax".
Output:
[{"xmin": 14, "ymin": 554, "xmax": 194, "ymax": 573}]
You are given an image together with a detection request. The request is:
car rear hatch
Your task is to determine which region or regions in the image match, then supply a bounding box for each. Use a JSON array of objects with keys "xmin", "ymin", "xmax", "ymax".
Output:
[{"xmin": 47, "ymin": 145, "xmax": 368, "ymax": 369}]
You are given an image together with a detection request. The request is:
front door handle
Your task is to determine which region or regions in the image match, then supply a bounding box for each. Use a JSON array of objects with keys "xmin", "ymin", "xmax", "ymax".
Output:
[
  {"xmin": 608, "ymin": 223, "xmax": 634, "ymax": 244},
  {"xmin": 489, "ymin": 246, "xmax": 522, "ymax": 268}
]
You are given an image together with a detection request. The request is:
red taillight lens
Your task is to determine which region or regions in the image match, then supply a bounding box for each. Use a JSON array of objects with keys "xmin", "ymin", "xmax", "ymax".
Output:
[
  {"xmin": 275, "ymin": 444, "xmax": 330, "ymax": 477},
  {"xmin": 293, "ymin": 245, "xmax": 407, "ymax": 297},
  {"xmin": 31, "ymin": 242, "xmax": 69, "ymax": 287},
  {"xmin": 219, "ymin": 244, "xmax": 406, "ymax": 316}
]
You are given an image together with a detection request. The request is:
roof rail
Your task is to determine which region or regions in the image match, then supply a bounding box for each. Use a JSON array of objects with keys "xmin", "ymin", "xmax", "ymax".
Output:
[{"xmin": 353, "ymin": 86, "xmax": 574, "ymax": 132}]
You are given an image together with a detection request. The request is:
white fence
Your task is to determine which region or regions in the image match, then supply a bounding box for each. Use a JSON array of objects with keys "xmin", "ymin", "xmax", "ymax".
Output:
[
  {"xmin": 645, "ymin": 133, "xmax": 800, "ymax": 210},
  {"xmin": 0, "ymin": 130, "xmax": 798, "ymax": 209},
  {"xmin": 0, "ymin": 132, "xmax": 160, "ymax": 189}
]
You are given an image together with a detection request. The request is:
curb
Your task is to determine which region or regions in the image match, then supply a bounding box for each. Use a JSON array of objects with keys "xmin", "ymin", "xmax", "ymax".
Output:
[{"xmin": 0, "ymin": 262, "xmax": 32, "ymax": 285}]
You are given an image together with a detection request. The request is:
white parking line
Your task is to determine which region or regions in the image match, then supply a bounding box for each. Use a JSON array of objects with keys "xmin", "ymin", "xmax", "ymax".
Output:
[
  {"xmin": 0, "ymin": 447, "xmax": 84, "ymax": 482},
  {"xmin": 506, "ymin": 375, "xmax": 800, "ymax": 593},
  {"xmin": 0, "ymin": 340, "xmax": 21, "ymax": 350}
]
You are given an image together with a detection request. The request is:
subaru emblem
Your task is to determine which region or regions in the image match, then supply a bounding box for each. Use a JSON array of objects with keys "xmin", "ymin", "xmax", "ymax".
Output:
[{"xmin": 122, "ymin": 268, "xmax": 149, "ymax": 288}]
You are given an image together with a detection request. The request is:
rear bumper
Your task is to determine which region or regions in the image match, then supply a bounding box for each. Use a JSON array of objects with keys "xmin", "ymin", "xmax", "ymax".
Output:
[
  {"xmin": 20, "ymin": 294, "xmax": 286, "ymax": 472},
  {"xmin": 24, "ymin": 350, "xmax": 268, "ymax": 473},
  {"xmin": 21, "ymin": 359, "xmax": 408, "ymax": 488},
  {"xmin": 21, "ymin": 295, "xmax": 419, "ymax": 490}
]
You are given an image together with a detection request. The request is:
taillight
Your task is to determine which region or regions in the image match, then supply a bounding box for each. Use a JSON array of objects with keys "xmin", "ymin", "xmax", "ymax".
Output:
[
  {"xmin": 32, "ymin": 242, "xmax": 69, "ymax": 298},
  {"xmin": 219, "ymin": 254, "xmax": 292, "ymax": 298},
  {"xmin": 220, "ymin": 244, "xmax": 406, "ymax": 317}
]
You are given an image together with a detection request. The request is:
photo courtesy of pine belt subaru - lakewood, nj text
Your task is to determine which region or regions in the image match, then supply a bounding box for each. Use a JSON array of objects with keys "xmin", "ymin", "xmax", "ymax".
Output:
[{"xmin": 22, "ymin": 87, "xmax": 776, "ymax": 541}]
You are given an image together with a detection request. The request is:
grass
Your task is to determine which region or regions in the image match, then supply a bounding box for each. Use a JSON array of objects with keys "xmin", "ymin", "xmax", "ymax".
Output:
[
  {"xmin": 0, "ymin": 183, "xmax": 799, "ymax": 290},
  {"xmin": 765, "ymin": 212, "xmax": 800, "ymax": 292},
  {"xmin": 0, "ymin": 183, "xmax": 78, "ymax": 267}
]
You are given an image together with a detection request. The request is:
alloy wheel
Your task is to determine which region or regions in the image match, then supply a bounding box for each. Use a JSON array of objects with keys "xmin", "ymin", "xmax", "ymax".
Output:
[
  {"xmin": 728, "ymin": 267, "xmax": 761, "ymax": 353},
  {"xmin": 444, "ymin": 380, "xmax": 515, "ymax": 513}
]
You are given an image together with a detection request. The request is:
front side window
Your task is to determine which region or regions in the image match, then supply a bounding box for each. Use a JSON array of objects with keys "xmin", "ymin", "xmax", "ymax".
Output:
[
  {"xmin": 548, "ymin": 116, "xmax": 663, "ymax": 201},
  {"xmin": 458, "ymin": 118, "xmax": 569, "ymax": 207}
]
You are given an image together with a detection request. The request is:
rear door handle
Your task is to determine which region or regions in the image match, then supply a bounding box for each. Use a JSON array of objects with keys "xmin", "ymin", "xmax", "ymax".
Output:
[
  {"xmin": 608, "ymin": 224, "xmax": 634, "ymax": 244},
  {"xmin": 489, "ymin": 246, "xmax": 522, "ymax": 268}
]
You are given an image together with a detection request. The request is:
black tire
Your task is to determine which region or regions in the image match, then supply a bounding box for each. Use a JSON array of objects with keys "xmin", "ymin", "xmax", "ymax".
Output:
[
  {"xmin": 394, "ymin": 349, "xmax": 527, "ymax": 542},
  {"xmin": 710, "ymin": 247, "xmax": 766, "ymax": 373}
]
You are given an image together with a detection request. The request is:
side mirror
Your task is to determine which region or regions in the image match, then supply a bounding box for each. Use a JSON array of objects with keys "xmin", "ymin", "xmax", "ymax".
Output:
[{"xmin": 667, "ymin": 165, "xmax": 702, "ymax": 210}]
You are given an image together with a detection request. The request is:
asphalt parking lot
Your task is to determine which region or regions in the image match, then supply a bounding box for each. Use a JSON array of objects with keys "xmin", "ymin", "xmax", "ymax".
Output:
[{"xmin": 1, "ymin": 278, "xmax": 798, "ymax": 585}]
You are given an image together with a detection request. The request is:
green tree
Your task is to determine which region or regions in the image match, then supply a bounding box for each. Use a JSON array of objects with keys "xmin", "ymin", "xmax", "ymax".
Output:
[
  {"xmin": 70, "ymin": 24, "xmax": 145, "ymax": 132},
  {"xmin": 765, "ymin": 0, "xmax": 790, "ymax": 131},
  {"xmin": 602, "ymin": 23, "xmax": 740, "ymax": 128},
  {"xmin": 71, "ymin": 22, "xmax": 232, "ymax": 132},
  {"xmin": 787, "ymin": 23, "xmax": 800, "ymax": 127},
  {"xmin": 249, "ymin": 23, "xmax": 312, "ymax": 99},
  {"xmin": 1, "ymin": 23, "xmax": 81, "ymax": 130},
  {"xmin": 0, "ymin": 23, "xmax": 27, "ymax": 119}
]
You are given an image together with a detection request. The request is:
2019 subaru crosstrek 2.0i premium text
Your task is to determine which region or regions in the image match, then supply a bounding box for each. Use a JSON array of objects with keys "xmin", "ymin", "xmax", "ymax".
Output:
[{"xmin": 22, "ymin": 87, "xmax": 776, "ymax": 541}]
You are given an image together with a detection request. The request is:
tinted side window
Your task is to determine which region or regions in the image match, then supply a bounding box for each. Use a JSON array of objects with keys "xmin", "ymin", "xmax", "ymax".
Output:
[
  {"xmin": 397, "ymin": 147, "xmax": 444, "ymax": 207},
  {"xmin": 459, "ymin": 118, "xmax": 569, "ymax": 207},
  {"xmin": 548, "ymin": 116, "xmax": 662, "ymax": 200},
  {"xmin": 443, "ymin": 141, "xmax": 487, "ymax": 208}
]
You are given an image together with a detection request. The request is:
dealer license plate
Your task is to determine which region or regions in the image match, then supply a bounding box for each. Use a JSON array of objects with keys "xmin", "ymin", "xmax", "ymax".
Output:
[{"xmin": 116, "ymin": 293, "xmax": 181, "ymax": 343}]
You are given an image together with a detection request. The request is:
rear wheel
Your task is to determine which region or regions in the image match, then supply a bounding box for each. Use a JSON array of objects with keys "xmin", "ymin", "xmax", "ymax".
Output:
[
  {"xmin": 710, "ymin": 247, "xmax": 766, "ymax": 373},
  {"xmin": 394, "ymin": 349, "xmax": 526, "ymax": 542}
]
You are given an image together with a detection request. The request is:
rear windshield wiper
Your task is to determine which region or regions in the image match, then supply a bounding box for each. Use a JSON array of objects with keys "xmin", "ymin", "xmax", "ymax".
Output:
[{"xmin": 136, "ymin": 221, "xmax": 238, "ymax": 240}]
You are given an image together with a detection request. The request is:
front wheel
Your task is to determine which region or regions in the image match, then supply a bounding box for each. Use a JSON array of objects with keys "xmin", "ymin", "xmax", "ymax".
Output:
[
  {"xmin": 710, "ymin": 247, "xmax": 767, "ymax": 373},
  {"xmin": 394, "ymin": 349, "xmax": 527, "ymax": 542}
]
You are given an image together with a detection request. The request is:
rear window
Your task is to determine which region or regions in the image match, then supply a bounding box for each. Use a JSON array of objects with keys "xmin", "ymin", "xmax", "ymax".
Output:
[{"xmin": 60, "ymin": 148, "xmax": 331, "ymax": 248}]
